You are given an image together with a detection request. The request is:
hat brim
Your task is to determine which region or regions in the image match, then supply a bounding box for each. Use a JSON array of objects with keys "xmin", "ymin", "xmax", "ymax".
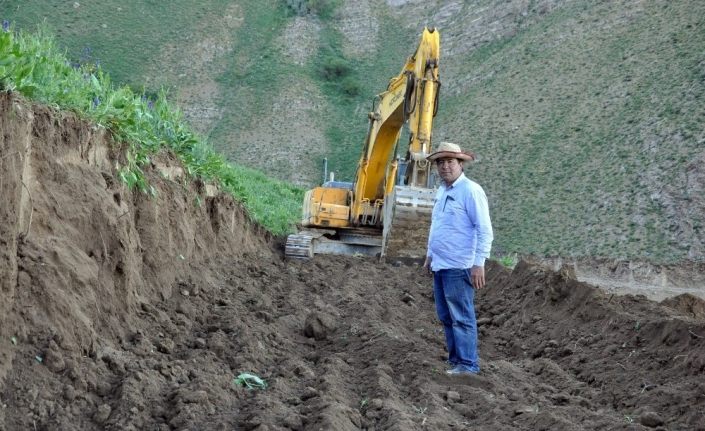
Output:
[{"xmin": 427, "ymin": 150, "xmax": 475, "ymax": 161}]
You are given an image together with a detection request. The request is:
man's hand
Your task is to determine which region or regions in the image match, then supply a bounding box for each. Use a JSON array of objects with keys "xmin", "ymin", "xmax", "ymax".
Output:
[
  {"xmin": 423, "ymin": 256, "xmax": 432, "ymax": 274},
  {"xmin": 471, "ymin": 265, "xmax": 486, "ymax": 289}
]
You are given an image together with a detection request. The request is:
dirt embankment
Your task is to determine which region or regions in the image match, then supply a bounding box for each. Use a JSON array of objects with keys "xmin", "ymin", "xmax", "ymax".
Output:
[
  {"xmin": 535, "ymin": 257, "xmax": 705, "ymax": 301},
  {"xmin": 1, "ymin": 92, "xmax": 704, "ymax": 430}
]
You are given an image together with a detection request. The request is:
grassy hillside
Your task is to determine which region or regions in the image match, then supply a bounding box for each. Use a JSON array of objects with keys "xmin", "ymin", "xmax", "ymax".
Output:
[
  {"xmin": 0, "ymin": 1, "xmax": 232, "ymax": 87},
  {"xmin": 1, "ymin": 0, "xmax": 416, "ymax": 186},
  {"xmin": 205, "ymin": 0, "xmax": 419, "ymax": 184},
  {"xmin": 439, "ymin": 0, "xmax": 705, "ymax": 261},
  {"xmin": 3, "ymin": 0, "xmax": 703, "ymax": 262}
]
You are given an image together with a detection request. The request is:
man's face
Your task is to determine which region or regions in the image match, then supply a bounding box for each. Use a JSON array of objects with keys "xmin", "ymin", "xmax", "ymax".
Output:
[{"xmin": 435, "ymin": 157, "xmax": 463, "ymax": 184}]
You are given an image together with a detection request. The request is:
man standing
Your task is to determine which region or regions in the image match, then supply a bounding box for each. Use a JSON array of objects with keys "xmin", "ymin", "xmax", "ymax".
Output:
[{"xmin": 423, "ymin": 142, "xmax": 493, "ymax": 375}]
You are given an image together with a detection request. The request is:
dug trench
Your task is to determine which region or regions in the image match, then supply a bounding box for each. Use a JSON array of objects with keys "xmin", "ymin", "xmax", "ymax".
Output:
[{"xmin": 1, "ymin": 92, "xmax": 704, "ymax": 430}]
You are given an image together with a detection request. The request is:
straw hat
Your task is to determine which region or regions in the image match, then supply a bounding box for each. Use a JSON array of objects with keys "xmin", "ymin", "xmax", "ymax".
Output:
[{"xmin": 426, "ymin": 142, "xmax": 475, "ymax": 161}]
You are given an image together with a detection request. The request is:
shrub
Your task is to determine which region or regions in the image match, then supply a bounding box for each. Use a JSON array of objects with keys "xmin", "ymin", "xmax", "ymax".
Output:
[
  {"xmin": 341, "ymin": 76, "xmax": 359, "ymax": 96},
  {"xmin": 284, "ymin": 0, "xmax": 340, "ymax": 19},
  {"xmin": 320, "ymin": 55, "xmax": 351, "ymax": 80}
]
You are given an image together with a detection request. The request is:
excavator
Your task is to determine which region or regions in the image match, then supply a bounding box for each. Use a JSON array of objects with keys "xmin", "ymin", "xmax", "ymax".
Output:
[{"xmin": 285, "ymin": 27, "xmax": 441, "ymax": 260}]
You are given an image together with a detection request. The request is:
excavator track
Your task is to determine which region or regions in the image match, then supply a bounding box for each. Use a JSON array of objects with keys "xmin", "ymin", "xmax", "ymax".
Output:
[
  {"xmin": 285, "ymin": 229, "xmax": 383, "ymax": 259},
  {"xmin": 382, "ymin": 185, "xmax": 435, "ymax": 259}
]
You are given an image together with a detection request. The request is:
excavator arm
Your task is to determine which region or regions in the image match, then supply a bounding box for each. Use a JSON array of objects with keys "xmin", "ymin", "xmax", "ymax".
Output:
[{"xmin": 351, "ymin": 27, "xmax": 440, "ymax": 225}]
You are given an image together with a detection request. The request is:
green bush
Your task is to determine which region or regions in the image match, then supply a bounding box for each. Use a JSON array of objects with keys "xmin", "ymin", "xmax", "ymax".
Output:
[
  {"xmin": 341, "ymin": 76, "xmax": 360, "ymax": 96},
  {"xmin": 320, "ymin": 55, "xmax": 351, "ymax": 80},
  {"xmin": 284, "ymin": 0, "xmax": 340, "ymax": 19}
]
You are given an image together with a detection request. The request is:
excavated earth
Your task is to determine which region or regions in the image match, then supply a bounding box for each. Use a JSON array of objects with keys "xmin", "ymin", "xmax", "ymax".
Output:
[{"xmin": 1, "ymin": 92, "xmax": 705, "ymax": 431}]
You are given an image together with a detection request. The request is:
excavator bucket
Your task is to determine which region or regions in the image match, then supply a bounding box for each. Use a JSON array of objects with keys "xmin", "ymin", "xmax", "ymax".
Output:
[{"xmin": 381, "ymin": 185, "xmax": 435, "ymax": 259}]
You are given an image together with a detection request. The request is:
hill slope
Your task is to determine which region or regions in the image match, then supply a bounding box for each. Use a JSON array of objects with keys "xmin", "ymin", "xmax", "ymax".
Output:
[
  {"xmin": 440, "ymin": 0, "xmax": 705, "ymax": 261},
  {"xmin": 1, "ymin": 93, "xmax": 705, "ymax": 429},
  {"xmin": 3, "ymin": 0, "xmax": 703, "ymax": 262}
]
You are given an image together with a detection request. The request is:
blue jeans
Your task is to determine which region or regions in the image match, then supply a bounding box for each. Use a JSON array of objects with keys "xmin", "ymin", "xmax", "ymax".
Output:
[{"xmin": 433, "ymin": 268, "xmax": 479, "ymax": 372}]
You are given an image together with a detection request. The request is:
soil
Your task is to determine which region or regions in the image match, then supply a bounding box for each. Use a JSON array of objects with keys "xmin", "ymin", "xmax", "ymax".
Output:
[{"xmin": 1, "ymin": 91, "xmax": 704, "ymax": 430}]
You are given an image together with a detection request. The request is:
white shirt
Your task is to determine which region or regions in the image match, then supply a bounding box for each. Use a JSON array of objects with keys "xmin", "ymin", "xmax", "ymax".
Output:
[{"xmin": 427, "ymin": 173, "xmax": 494, "ymax": 271}]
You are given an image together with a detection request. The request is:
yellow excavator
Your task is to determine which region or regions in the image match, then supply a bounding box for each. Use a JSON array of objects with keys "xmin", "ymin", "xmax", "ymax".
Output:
[{"xmin": 285, "ymin": 27, "xmax": 441, "ymax": 260}]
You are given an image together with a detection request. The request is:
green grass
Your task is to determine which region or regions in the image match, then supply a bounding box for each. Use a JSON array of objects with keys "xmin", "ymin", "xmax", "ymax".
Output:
[
  {"xmin": 204, "ymin": 1, "xmax": 419, "ymax": 183},
  {"xmin": 440, "ymin": 0, "xmax": 705, "ymax": 262},
  {"xmin": 0, "ymin": 25, "xmax": 303, "ymax": 236},
  {"xmin": 1, "ymin": 1, "xmax": 233, "ymax": 89}
]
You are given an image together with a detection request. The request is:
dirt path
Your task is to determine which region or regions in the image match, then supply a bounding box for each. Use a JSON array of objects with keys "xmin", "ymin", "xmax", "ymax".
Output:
[{"xmin": 1, "ymin": 93, "xmax": 704, "ymax": 430}]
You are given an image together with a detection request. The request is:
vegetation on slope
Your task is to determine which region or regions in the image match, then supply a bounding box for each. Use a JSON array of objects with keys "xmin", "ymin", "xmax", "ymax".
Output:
[
  {"xmin": 0, "ymin": 25, "xmax": 302, "ymax": 235},
  {"xmin": 206, "ymin": 0, "xmax": 417, "ymax": 182},
  {"xmin": 2, "ymin": 0, "xmax": 419, "ymax": 184},
  {"xmin": 0, "ymin": 1, "xmax": 234, "ymax": 89},
  {"xmin": 440, "ymin": 0, "xmax": 705, "ymax": 262}
]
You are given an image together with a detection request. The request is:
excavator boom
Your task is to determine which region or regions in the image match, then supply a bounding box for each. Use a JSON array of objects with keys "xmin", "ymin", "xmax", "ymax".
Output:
[{"xmin": 285, "ymin": 27, "xmax": 441, "ymax": 260}]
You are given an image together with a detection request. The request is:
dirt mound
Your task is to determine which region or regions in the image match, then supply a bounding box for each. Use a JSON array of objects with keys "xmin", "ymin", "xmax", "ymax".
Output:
[
  {"xmin": 1, "ymin": 92, "xmax": 704, "ymax": 430},
  {"xmin": 537, "ymin": 257, "xmax": 705, "ymax": 301},
  {"xmin": 661, "ymin": 294, "xmax": 705, "ymax": 320}
]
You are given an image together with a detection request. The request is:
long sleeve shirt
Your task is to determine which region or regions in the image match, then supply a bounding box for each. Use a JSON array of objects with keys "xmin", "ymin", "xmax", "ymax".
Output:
[{"xmin": 427, "ymin": 173, "xmax": 493, "ymax": 271}]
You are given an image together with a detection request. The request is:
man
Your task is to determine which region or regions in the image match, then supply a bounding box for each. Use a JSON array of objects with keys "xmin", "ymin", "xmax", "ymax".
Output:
[{"xmin": 423, "ymin": 142, "xmax": 493, "ymax": 375}]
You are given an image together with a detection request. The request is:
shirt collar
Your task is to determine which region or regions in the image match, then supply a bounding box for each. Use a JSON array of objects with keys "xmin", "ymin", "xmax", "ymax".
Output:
[{"xmin": 443, "ymin": 172, "xmax": 466, "ymax": 189}]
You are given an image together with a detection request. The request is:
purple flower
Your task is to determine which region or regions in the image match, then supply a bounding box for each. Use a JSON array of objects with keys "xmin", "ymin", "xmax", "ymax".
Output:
[
  {"xmin": 92, "ymin": 97, "xmax": 100, "ymax": 108},
  {"xmin": 2, "ymin": 20, "xmax": 10, "ymax": 32}
]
